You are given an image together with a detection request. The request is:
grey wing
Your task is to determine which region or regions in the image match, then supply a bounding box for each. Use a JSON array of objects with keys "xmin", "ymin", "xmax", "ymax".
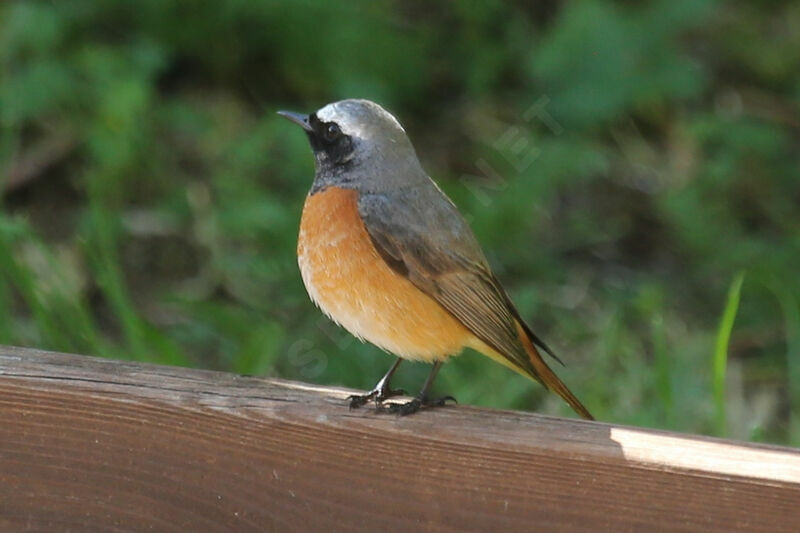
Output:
[{"xmin": 357, "ymin": 188, "xmax": 536, "ymax": 374}]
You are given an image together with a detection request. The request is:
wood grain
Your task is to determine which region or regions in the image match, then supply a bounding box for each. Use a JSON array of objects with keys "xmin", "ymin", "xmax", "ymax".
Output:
[{"xmin": 0, "ymin": 345, "xmax": 798, "ymax": 532}]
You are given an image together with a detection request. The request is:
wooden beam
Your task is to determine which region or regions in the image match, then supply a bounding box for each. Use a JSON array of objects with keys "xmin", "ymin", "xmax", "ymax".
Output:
[{"xmin": 1, "ymin": 345, "xmax": 798, "ymax": 532}]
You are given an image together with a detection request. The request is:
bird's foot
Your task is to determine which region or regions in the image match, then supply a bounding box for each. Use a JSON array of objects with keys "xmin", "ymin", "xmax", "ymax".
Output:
[
  {"xmin": 348, "ymin": 386, "xmax": 407, "ymax": 409},
  {"xmin": 376, "ymin": 395, "xmax": 457, "ymax": 416}
]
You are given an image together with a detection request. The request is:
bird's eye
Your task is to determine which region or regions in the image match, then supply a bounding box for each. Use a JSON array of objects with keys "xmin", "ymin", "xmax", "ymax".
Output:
[{"xmin": 324, "ymin": 123, "xmax": 342, "ymax": 142}]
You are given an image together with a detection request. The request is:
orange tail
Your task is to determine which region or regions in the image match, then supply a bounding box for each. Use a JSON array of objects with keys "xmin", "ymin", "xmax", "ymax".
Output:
[{"xmin": 516, "ymin": 322, "xmax": 594, "ymax": 420}]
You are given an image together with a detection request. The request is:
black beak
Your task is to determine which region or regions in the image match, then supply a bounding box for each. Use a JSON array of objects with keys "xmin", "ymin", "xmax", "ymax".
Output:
[{"xmin": 277, "ymin": 110, "xmax": 313, "ymax": 132}]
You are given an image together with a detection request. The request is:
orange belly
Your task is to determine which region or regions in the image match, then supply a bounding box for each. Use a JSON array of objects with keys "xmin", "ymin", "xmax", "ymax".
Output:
[{"xmin": 297, "ymin": 186, "xmax": 473, "ymax": 362}]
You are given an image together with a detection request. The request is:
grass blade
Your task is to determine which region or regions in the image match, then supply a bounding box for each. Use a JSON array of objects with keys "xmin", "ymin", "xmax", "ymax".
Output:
[{"xmin": 713, "ymin": 271, "xmax": 745, "ymax": 437}]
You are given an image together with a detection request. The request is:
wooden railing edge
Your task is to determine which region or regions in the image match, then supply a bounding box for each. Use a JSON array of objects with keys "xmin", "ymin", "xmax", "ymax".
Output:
[{"xmin": 1, "ymin": 345, "xmax": 798, "ymax": 532}]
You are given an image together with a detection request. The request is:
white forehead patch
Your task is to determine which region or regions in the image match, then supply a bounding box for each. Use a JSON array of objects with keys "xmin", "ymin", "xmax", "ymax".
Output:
[
  {"xmin": 315, "ymin": 102, "xmax": 343, "ymax": 123},
  {"xmin": 315, "ymin": 100, "xmax": 405, "ymax": 139}
]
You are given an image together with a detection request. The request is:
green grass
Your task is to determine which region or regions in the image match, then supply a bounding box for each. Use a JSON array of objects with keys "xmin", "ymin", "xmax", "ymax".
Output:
[{"xmin": 713, "ymin": 272, "xmax": 745, "ymax": 438}]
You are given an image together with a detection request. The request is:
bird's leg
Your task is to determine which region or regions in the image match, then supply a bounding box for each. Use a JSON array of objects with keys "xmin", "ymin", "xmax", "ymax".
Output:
[
  {"xmin": 378, "ymin": 361, "xmax": 456, "ymax": 416},
  {"xmin": 348, "ymin": 358, "xmax": 406, "ymax": 409}
]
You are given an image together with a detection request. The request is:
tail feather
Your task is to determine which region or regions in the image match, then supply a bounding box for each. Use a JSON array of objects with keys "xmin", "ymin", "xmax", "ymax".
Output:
[{"xmin": 515, "ymin": 322, "xmax": 594, "ymax": 420}]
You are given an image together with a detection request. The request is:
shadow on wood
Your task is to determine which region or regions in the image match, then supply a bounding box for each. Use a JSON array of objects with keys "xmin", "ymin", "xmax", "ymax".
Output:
[{"xmin": 0, "ymin": 345, "xmax": 798, "ymax": 532}]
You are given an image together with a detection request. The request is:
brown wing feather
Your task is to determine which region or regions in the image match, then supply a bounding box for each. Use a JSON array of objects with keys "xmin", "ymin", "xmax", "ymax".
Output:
[
  {"xmin": 358, "ymin": 189, "xmax": 593, "ymax": 420},
  {"xmin": 433, "ymin": 270, "xmax": 533, "ymax": 372},
  {"xmin": 362, "ymin": 207, "xmax": 532, "ymax": 373}
]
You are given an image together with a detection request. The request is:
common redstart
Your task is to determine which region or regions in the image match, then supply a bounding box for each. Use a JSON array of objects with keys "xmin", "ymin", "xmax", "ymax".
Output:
[{"xmin": 278, "ymin": 99, "xmax": 593, "ymax": 419}]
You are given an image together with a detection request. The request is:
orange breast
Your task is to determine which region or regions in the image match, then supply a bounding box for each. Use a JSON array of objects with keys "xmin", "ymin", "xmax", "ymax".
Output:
[{"xmin": 297, "ymin": 186, "xmax": 473, "ymax": 362}]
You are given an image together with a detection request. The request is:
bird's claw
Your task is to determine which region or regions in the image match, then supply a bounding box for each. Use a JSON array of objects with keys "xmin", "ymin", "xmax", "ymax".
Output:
[{"xmin": 348, "ymin": 387, "xmax": 407, "ymax": 409}]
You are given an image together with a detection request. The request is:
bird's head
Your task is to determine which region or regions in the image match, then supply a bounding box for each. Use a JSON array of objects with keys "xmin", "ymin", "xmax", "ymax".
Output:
[{"xmin": 278, "ymin": 99, "xmax": 424, "ymax": 192}]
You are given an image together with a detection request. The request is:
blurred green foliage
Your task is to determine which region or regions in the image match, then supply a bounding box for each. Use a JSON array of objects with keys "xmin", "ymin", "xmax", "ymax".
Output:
[{"xmin": 1, "ymin": 1, "xmax": 799, "ymax": 444}]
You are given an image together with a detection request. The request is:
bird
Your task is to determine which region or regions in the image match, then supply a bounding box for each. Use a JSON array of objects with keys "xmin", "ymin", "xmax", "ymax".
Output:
[{"xmin": 278, "ymin": 99, "xmax": 593, "ymax": 419}]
